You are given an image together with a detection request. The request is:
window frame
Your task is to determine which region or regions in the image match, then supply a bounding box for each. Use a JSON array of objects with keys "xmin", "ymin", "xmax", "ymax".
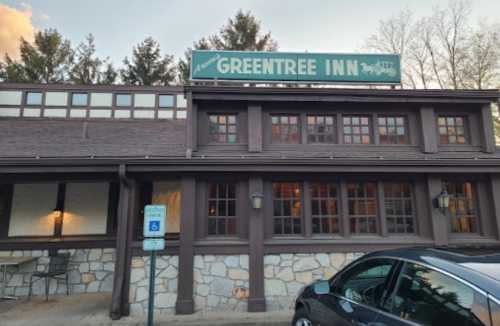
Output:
[
  {"xmin": 437, "ymin": 115, "xmax": 470, "ymax": 145},
  {"xmin": 342, "ymin": 115, "xmax": 372, "ymax": 145},
  {"xmin": 270, "ymin": 114, "xmax": 301, "ymax": 144},
  {"xmin": 346, "ymin": 181, "xmax": 379, "ymax": 235},
  {"xmin": 310, "ymin": 182, "xmax": 340, "ymax": 235},
  {"xmin": 208, "ymin": 113, "xmax": 239, "ymax": 144},
  {"xmin": 115, "ymin": 93, "xmax": 133, "ymax": 108},
  {"xmin": 0, "ymin": 182, "xmax": 119, "ymax": 240},
  {"xmin": 306, "ymin": 114, "xmax": 336, "ymax": 144},
  {"xmin": 383, "ymin": 182, "xmax": 416, "ymax": 235},
  {"xmin": 377, "ymin": 115, "xmax": 409, "ymax": 145},
  {"xmin": 25, "ymin": 91, "xmax": 43, "ymax": 106},
  {"xmin": 443, "ymin": 180, "xmax": 480, "ymax": 234},
  {"xmin": 71, "ymin": 92, "xmax": 89, "ymax": 107},
  {"xmin": 271, "ymin": 181, "xmax": 303, "ymax": 236},
  {"xmin": 207, "ymin": 182, "xmax": 238, "ymax": 237}
]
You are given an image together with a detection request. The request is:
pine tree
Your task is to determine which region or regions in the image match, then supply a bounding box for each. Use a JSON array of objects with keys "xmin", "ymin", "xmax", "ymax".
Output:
[
  {"xmin": 1, "ymin": 29, "xmax": 72, "ymax": 83},
  {"xmin": 121, "ymin": 37, "xmax": 176, "ymax": 86},
  {"xmin": 178, "ymin": 10, "xmax": 277, "ymax": 84}
]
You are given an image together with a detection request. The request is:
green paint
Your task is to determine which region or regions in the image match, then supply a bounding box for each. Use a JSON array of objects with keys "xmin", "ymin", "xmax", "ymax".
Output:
[{"xmin": 191, "ymin": 50, "xmax": 401, "ymax": 84}]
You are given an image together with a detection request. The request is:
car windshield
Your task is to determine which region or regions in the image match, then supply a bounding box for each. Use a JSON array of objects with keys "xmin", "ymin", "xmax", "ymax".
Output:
[{"xmin": 460, "ymin": 263, "xmax": 500, "ymax": 281}]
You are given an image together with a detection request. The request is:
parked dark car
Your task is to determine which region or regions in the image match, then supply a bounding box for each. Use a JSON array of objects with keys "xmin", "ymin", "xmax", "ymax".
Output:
[{"xmin": 293, "ymin": 247, "xmax": 500, "ymax": 326}]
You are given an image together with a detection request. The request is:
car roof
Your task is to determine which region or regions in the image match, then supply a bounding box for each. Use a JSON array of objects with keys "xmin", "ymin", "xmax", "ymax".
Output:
[{"xmin": 363, "ymin": 247, "xmax": 500, "ymax": 298}]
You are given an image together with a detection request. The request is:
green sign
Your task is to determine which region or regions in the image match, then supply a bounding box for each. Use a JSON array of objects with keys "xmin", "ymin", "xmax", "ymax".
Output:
[{"xmin": 191, "ymin": 50, "xmax": 401, "ymax": 84}]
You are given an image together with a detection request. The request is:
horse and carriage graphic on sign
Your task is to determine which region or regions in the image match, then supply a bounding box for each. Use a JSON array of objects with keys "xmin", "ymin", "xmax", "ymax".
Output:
[{"xmin": 360, "ymin": 61, "xmax": 398, "ymax": 77}]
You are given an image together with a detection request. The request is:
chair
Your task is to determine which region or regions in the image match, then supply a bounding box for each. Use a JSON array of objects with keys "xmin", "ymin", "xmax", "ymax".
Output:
[{"xmin": 28, "ymin": 252, "xmax": 70, "ymax": 301}]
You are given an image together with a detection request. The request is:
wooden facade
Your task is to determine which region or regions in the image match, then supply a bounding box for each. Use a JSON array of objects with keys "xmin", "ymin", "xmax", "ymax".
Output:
[{"xmin": 0, "ymin": 83, "xmax": 500, "ymax": 318}]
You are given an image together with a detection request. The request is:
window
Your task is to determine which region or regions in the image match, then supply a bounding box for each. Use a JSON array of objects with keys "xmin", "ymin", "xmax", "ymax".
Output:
[
  {"xmin": 333, "ymin": 258, "xmax": 395, "ymax": 308},
  {"xmin": 378, "ymin": 116, "xmax": 407, "ymax": 144},
  {"xmin": 152, "ymin": 181, "xmax": 181, "ymax": 236},
  {"xmin": 71, "ymin": 93, "xmax": 88, "ymax": 107},
  {"xmin": 159, "ymin": 95, "xmax": 174, "ymax": 108},
  {"xmin": 208, "ymin": 183, "xmax": 236, "ymax": 236},
  {"xmin": 271, "ymin": 115, "xmax": 300, "ymax": 144},
  {"xmin": 116, "ymin": 94, "xmax": 132, "ymax": 107},
  {"xmin": 26, "ymin": 92, "xmax": 42, "ymax": 106},
  {"xmin": 444, "ymin": 181, "xmax": 478, "ymax": 233},
  {"xmin": 387, "ymin": 262, "xmax": 486, "ymax": 326},
  {"xmin": 384, "ymin": 182, "xmax": 415, "ymax": 234},
  {"xmin": 347, "ymin": 182, "xmax": 377, "ymax": 234},
  {"xmin": 438, "ymin": 116, "xmax": 467, "ymax": 144},
  {"xmin": 209, "ymin": 114, "xmax": 237, "ymax": 143},
  {"xmin": 307, "ymin": 115, "xmax": 335, "ymax": 143},
  {"xmin": 343, "ymin": 116, "xmax": 371, "ymax": 144},
  {"xmin": 273, "ymin": 182, "xmax": 301, "ymax": 235},
  {"xmin": 310, "ymin": 183, "xmax": 339, "ymax": 234}
]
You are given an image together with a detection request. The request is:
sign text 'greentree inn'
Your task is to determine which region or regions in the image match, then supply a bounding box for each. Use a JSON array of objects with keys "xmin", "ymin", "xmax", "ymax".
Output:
[{"xmin": 191, "ymin": 50, "xmax": 401, "ymax": 84}]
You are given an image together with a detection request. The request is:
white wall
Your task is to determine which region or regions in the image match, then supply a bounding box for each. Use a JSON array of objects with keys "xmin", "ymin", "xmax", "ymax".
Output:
[
  {"xmin": 62, "ymin": 182, "xmax": 109, "ymax": 235},
  {"xmin": 0, "ymin": 91, "xmax": 22, "ymax": 105},
  {"xmin": 8, "ymin": 183, "xmax": 58, "ymax": 237}
]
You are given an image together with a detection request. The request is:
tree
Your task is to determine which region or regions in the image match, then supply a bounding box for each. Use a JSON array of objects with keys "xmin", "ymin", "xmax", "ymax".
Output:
[
  {"xmin": 1, "ymin": 29, "xmax": 72, "ymax": 83},
  {"xmin": 364, "ymin": 0, "xmax": 500, "ymax": 90},
  {"xmin": 120, "ymin": 37, "xmax": 176, "ymax": 86},
  {"xmin": 178, "ymin": 10, "xmax": 278, "ymax": 84},
  {"xmin": 69, "ymin": 34, "xmax": 117, "ymax": 85}
]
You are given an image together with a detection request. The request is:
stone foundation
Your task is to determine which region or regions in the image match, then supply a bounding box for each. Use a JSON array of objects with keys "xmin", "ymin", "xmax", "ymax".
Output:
[
  {"xmin": 193, "ymin": 255, "xmax": 249, "ymax": 312},
  {"xmin": 0, "ymin": 248, "xmax": 115, "ymax": 297},
  {"xmin": 129, "ymin": 255, "xmax": 179, "ymax": 315},
  {"xmin": 264, "ymin": 252, "xmax": 364, "ymax": 311}
]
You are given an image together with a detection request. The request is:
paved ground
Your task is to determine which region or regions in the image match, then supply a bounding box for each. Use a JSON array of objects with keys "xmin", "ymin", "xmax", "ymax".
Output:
[{"xmin": 0, "ymin": 293, "xmax": 293, "ymax": 326}]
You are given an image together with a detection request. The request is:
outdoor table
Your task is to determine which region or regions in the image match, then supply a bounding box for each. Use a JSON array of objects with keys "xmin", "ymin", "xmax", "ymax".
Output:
[{"xmin": 0, "ymin": 257, "xmax": 37, "ymax": 300}]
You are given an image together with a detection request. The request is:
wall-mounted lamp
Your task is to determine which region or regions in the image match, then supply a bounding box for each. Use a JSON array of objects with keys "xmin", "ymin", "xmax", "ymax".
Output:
[
  {"xmin": 53, "ymin": 208, "xmax": 62, "ymax": 216},
  {"xmin": 250, "ymin": 193, "xmax": 264, "ymax": 209},
  {"xmin": 436, "ymin": 190, "xmax": 450, "ymax": 214}
]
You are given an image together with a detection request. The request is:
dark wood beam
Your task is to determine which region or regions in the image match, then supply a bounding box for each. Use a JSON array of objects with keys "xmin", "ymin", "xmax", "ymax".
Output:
[
  {"xmin": 490, "ymin": 174, "xmax": 500, "ymax": 240},
  {"xmin": 420, "ymin": 107, "xmax": 438, "ymax": 153},
  {"xmin": 480, "ymin": 103, "xmax": 496, "ymax": 153},
  {"xmin": 248, "ymin": 177, "xmax": 266, "ymax": 312},
  {"xmin": 427, "ymin": 176, "xmax": 448, "ymax": 246},
  {"xmin": 176, "ymin": 176, "xmax": 196, "ymax": 314},
  {"xmin": 248, "ymin": 104, "xmax": 263, "ymax": 152}
]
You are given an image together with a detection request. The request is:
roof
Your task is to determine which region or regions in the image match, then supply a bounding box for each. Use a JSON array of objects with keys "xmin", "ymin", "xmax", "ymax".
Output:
[
  {"xmin": 366, "ymin": 247, "xmax": 500, "ymax": 298},
  {"xmin": 187, "ymin": 85, "xmax": 500, "ymax": 103}
]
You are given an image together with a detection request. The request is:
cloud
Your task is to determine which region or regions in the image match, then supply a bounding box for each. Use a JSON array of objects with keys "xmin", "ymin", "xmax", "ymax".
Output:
[
  {"xmin": 0, "ymin": 4, "xmax": 35, "ymax": 60},
  {"xmin": 40, "ymin": 13, "xmax": 50, "ymax": 20}
]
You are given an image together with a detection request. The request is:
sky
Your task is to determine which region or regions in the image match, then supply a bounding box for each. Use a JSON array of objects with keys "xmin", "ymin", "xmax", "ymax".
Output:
[{"xmin": 1, "ymin": 0, "xmax": 500, "ymax": 64}]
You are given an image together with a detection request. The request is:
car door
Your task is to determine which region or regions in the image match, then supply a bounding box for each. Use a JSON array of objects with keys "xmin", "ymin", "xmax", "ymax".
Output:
[
  {"xmin": 310, "ymin": 258, "xmax": 399, "ymax": 326},
  {"xmin": 375, "ymin": 261, "xmax": 492, "ymax": 326}
]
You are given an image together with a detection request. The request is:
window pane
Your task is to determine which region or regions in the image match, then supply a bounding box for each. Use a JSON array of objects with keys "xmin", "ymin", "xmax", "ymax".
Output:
[
  {"xmin": 438, "ymin": 116, "xmax": 468, "ymax": 144},
  {"xmin": 388, "ymin": 262, "xmax": 486, "ymax": 326},
  {"xmin": 159, "ymin": 95, "xmax": 174, "ymax": 108},
  {"xmin": 443, "ymin": 181, "xmax": 478, "ymax": 233},
  {"xmin": 347, "ymin": 182, "xmax": 377, "ymax": 234},
  {"xmin": 343, "ymin": 116, "xmax": 371, "ymax": 144},
  {"xmin": 207, "ymin": 183, "xmax": 237, "ymax": 236},
  {"xmin": 384, "ymin": 182, "xmax": 415, "ymax": 234},
  {"xmin": 273, "ymin": 182, "xmax": 302, "ymax": 235},
  {"xmin": 72, "ymin": 93, "xmax": 88, "ymax": 106},
  {"xmin": 152, "ymin": 181, "xmax": 181, "ymax": 234},
  {"xmin": 334, "ymin": 259, "xmax": 395, "ymax": 308},
  {"xmin": 26, "ymin": 92, "xmax": 42, "ymax": 106},
  {"xmin": 307, "ymin": 115, "xmax": 335, "ymax": 143},
  {"xmin": 116, "ymin": 94, "xmax": 132, "ymax": 107},
  {"xmin": 271, "ymin": 115, "xmax": 300, "ymax": 144},
  {"xmin": 209, "ymin": 114, "xmax": 238, "ymax": 144}
]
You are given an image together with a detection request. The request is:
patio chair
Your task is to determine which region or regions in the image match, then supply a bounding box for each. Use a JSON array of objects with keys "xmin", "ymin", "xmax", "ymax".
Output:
[{"xmin": 28, "ymin": 252, "xmax": 70, "ymax": 301}]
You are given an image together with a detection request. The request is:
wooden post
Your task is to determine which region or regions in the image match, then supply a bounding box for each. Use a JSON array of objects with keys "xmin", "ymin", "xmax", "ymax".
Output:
[
  {"xmin": 110, "ymin": 170, "xmax": 136, "ymax": 319},
  {"xmin": 186, "ymin": 92, "xmax": 197, "ymax": 154},
  {"xmin": 248, "ymin": 177, "xmax": 266, "ymax": 312},
  {"xmin": 490, "ymin": 175, "xmax": 500, "ymax": 240},
  {"xmin": 248, "ymin": 104, "xmax": 263, "ymax": 152},
  {"xmin": 480, "ymin": 103, "xmax": 496, "ymax": 153},
  {"xmin": 427, "ymin": 176, "xmax": 448, "ymax": 246},
  {"xmin": 176, "ymin": 176, "xmax": 196, "ymax": 314},
  {"xmin": 420, "ymin": 107, "xmax": 438, "ymax": 153}
]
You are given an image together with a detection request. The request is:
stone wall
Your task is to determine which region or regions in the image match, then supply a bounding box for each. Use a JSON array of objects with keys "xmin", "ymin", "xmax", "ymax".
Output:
[
  {"xmin": 129, "ymin": 255, "xmax": 179, "ymax": 315},
  {"xmin": 0, "ymin": 248, "xmax": 115, "ymax": 297},
  {"xmin": 264, "ymin": 252, "xmax": 364, "ymax": 311},
  {"xmin": 193, "ymin": 255, "xmax": 249, "ymax": 313}
]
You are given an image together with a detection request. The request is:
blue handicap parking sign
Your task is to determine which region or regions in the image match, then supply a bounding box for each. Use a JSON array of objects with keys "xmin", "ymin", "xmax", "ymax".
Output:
[{"xmin": 143, "ymin": 205, "xmax": 166, "ymax": 237}]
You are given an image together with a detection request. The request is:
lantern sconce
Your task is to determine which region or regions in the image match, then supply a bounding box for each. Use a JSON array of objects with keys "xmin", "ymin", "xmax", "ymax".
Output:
[
  {"xmin": 436, "ymin": 190, "xmax": 450, "ymax": 214},
  {"xmin": 250, "ymin": 193, "xmax": 264, "ymax": 210}
]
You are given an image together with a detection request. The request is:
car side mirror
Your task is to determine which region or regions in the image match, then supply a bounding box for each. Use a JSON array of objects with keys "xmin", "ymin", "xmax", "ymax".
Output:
[{"xmin": 313, "ymin": 280, "xmax": 330, "ymax": 295}]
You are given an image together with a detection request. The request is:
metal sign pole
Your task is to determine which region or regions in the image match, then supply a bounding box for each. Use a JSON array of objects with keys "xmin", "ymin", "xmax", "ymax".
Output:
[{"xmin": 147, "ymin": 250, "xmax": 156, "ymax": 326}]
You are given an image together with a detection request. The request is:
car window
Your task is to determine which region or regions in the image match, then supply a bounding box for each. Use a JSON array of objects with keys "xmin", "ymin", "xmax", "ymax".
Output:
[
  {"xmin": 491, "ymin": 297, "xmax": 500, "ymax": 326},
  {"xmin": 333, "ymin": 258, "xmax": 396, "ymax": 309},
  {"xmin": 385, "ymin": 262, "xmax": 490, "ymax": 326}
]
